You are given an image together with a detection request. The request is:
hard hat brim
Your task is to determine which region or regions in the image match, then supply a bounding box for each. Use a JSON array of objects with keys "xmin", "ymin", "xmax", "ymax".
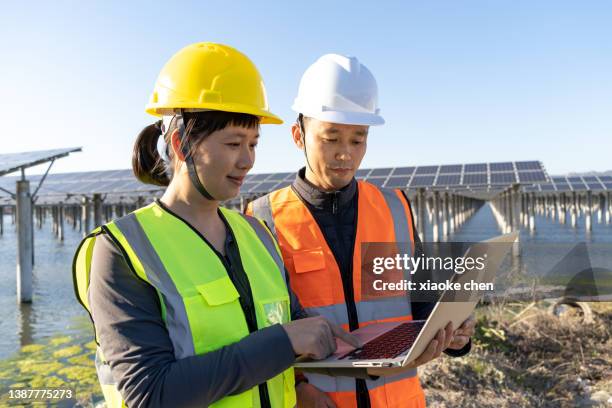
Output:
[
  {"xmin": 292, "ymin": 107, "xmax": 384, "ymax": 126},
  {"xmin": 146, "ymin": 102, "xmax": 283, "ymax": 125}
]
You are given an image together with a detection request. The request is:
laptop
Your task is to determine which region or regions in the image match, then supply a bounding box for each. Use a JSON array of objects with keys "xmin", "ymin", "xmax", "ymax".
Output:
[{"xmin": 294, "ymin": 232, "xmax": 517, "ymax": 369}]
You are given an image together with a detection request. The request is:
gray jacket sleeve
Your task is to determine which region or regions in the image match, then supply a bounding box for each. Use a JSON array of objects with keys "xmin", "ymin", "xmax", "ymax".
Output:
[{"xmin": 88, "ymin": 233, "xmax": 296, "ymax": 408}]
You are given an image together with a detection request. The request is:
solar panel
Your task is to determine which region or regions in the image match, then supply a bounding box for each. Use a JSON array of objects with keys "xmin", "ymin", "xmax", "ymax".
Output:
[
  {"xmin": 518, "ymin": 171, "xmax": 546, "ymax": 183},
  {"xmin": 567, "ymin": 176, "xmax": 582, "ymax": 182},
  {"xmin": 540, "ymin": 185, "xmax": 555, "ymax": 191},
  {"xmin": 438, "ymin": 165, "xmax": 462, "ymax": 174},
  {"xmin": 392, "ymin": 167, "xmax": 415, "ymax": 176},
  {"xmin": 384, "ymin": 176, "xmax": 411, "ymax": 188},
  {"xmin": 355, "ymin": 169, "xmax": 371, "ymax": 178},
  {"xmin": 586, "ymin": 182, "xmax": 603, "ymax": 190},
  {"xmin": 410, "ymin": 175, "xmax": 436, "ymax": 187},
  {"xmin": 367, "ymin": 178, "xmax": 386, "ymax": 187},
  {"xmin": 603, "ymin": 182, "xmax": 612, "ymax": 189},
  {"xmin": 582, "ymin": 176, "xmax": 598, "ymax": 182},
  {"xmin": 515, "ymin": 161, "xmax": 541, "ymax": 171},
  {"xmin": 490, "ymin": 173, "xmax": 517, "ymax": 184},
  {"xmin": 0, "ymin": 147, "xmax": 82, "ymax": 177},
  {"xmin": 464, "ymin": 163, "xmax": 487, "ymax": 173},
  {"xmin": 489, "ymin": 162, "xmax": 514, "ymax": 172},
  {"xmin": 436, "ymin": 174, "xmax": 461, "ymax": 186},
  {"xmin": 570, "ymin": 182, "xmax": 586, "ymax": 191},
  {"xmin": 241, "ymin": 182, "xmax": 258, "ymax": 192},
  {"xmin": 267, "ymin": 172, "xmax": 293, "ymax": 181},
  {"xmin": 555, "ymin": 183, "xmax": 571, "ymax": 192},
  {"xmin": 414, "ymin": 166, "xmax": 438, "ymax": 175},
  {"xmin": 600, "ymin": 176, "xmax": 612, "ymax": 182},
  {"xmin": 369, "ymin": 167, "xmax": 393, "ymax": 177},
  {"xmin": 250, "ymin": 173, "xmax": 273, "ymax": 182},
  {"xmin": 463, "ymin": 173, "xmax": 487, "ymax": 184},
  {"xmin": 251, "ymin": 181, "xmax": 280, "ymax": 193}
]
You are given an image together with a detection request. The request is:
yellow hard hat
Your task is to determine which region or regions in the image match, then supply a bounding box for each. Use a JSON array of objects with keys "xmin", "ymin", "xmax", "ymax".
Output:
[{"xmin": 145, "ymin": 42, "xmax": 282, "ymax": 124}]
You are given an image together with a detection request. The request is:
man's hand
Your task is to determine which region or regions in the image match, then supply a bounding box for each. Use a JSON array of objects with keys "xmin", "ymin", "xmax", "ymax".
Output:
[
  {"xmin": 367, "ymin": 321, "xmax": 454, "ymax": 376},
  {"xmin": 446, "ymin": 314, "xmax": 475, "ymax": 350},
  {"xmin": 296, "ymin": 383, "xmax": 336, "ymax": 408}
]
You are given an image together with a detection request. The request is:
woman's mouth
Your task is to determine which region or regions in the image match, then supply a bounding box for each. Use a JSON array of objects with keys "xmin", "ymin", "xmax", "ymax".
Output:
[{"xmin": 227, "ymin": 175, "xmax": 244, "ymax": 186}]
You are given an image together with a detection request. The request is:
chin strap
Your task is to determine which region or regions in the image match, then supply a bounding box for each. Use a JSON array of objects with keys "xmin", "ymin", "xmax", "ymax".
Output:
[{"xmin": 176, "ymin": 110, "xmax": 216, "ymax": 201}]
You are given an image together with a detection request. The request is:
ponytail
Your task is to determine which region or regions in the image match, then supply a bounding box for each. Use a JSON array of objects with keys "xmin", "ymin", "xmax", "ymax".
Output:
[{"xmin": 132, "ymin": 121, "xmax": 171, "ymax": 186}]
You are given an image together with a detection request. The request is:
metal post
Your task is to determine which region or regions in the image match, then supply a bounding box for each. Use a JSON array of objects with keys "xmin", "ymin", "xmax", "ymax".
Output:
[
  {"xmin": 606, "ymin": 192, "xmax": 611, "ymax": 224},
  {"xmin": 16, "ymin": 180, "xmax": 33, "ymax": 303},
  {"xmin": 93, "ymin": 194, "xmax": 103, "ymax": 228},
  {"xmin": 0, "ymin": 205, "xmax": 3, "ymax": 235},
  {"xmin": 81, "ymin": 196, "xmax": 90, "ymax": 236},
  {"xmin": 417, "ymin": 188, "xmax": 426, "ymax": 242},
  {"xmin": 441, "ymin": 192, "xmax": 449, "ymax": 239},
  {"xmin": 432, "ymin": 191, "xmax": 440, "ymax": 242},
  {"xmin": 585, "ymin": 191, "xmax": 592, "ymax": 232},
  {"xmin": 58, "ymin": 202, "xmax": 64, "ymax": 241},
  {"xmin": 529, "ymin": 193, "xmax": 536, "ymax": 232},
  {"xmin": 571, "ymin": 192, "xmax": 578, "ymax": 228}
]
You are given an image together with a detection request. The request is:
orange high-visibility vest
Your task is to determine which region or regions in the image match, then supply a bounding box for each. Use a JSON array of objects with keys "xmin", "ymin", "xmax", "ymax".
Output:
[{"xmin": 247, "ymin": 181, "xmax": 426, "ymax": 408}]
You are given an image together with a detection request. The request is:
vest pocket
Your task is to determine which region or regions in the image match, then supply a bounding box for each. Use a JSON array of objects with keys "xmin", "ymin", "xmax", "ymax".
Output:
[
  {"xmin": 196, "ymin": 276, "xmax": 240, "ymax": 306},
  {"xmin": 291, "ymin": 248, "xmax": 333, "ymax": 306}
]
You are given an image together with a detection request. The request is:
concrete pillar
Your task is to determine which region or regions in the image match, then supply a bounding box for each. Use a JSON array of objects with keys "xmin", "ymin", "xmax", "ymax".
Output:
[
  {"xmin": 432, "ymin": 191, "xmax": 440, "ymax": 242},
  {"xmin": 442, "ymin": 192, "xmax": 449, "ymax": 239},
  {"xmin": 571, "ymin": 192, "xmax": 578, "ymax": 228},
  {"xmin": 81, "ymin": 197, "xmax": 91, "ymax": 236},
  {"xmin": 16, "ymin": 180, "xmax": 33, "ymax": 303},
  {"xmin": 93, "ymin": 194, "xmax": 103, "ymax": 228},
  {"xmin": 58, "ymin": 202, "xmax": 64, "ymax": 241},
  {"xmin": 560, "ymin": 193, "xmax": 567, "ymax": 224},
  {"xmin": 585, "ymin": 191, "xmax": 592, "ymax": 232},
  {"xmin": 529, "ymin": 193, "xmax": 536, "ymax": 232},
  {"xmin": 417, "ymin": 189, "xmax": 426, "ymax": 242},
  {"xmin": 448, "ymin": 194, "xmax": 455, "ymax": 234},
  {"xmin": 606, "ymin": 192, "xmax": 611, "ymax": 224}
]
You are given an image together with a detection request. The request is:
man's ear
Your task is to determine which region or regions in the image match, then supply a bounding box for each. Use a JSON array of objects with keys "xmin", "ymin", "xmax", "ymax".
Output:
[
  {"xmin": 291, "ymin": 123, "xmax": 305, "ymax": 150},
  {"xmin": 170, "ymin": 129, "xmax": 186, "ymax": 161}
]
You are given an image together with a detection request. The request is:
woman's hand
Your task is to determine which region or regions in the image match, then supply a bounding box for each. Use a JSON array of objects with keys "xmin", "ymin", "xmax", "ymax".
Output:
[
  {"xmin": 296, "ymin": 383, "xmax": 336, "ymax": 408},
  {"xmin": 283, "ymin": 316, "xmax": 362, "ymax": 360}
]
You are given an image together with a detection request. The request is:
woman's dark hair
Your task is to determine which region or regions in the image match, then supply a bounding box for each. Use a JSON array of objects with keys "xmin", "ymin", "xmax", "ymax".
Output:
[{"xmin": 132, "ymin": 111, "xmax": 260, "ymax": 186}]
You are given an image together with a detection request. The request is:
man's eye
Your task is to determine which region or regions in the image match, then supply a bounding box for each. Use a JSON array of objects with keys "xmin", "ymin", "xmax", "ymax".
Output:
[
  {"xmin": 227, "ymin": 143, "xmax": 240, "ymax": 147},
  {"xmin": 323, "ymin": 139, "xmax": 337, "ymax": 143},
  {"xmin": 353, "ymin": 140, "xmax": 363, "ymax": 145},
  {"xmin": 250, "ymin": 143, "xmax": 258, "ymax": 149}
]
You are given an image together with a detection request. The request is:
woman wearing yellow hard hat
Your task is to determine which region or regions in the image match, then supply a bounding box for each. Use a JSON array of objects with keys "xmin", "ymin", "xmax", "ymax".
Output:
[{"xmin": 73, "ymin": 42, "xmax": 359, "ymax": 407}]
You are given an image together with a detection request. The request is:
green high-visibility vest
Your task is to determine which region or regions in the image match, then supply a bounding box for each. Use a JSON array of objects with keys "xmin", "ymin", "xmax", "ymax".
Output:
[{"xmin": 73, "ymin": 202, "xmax": 296, "ymax": 408}]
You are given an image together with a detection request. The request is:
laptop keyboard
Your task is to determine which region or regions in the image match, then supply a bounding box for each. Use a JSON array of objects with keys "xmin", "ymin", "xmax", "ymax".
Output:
[{"xmin": 339, "ymin": 321, "xmax": 426, "ymax": 360}]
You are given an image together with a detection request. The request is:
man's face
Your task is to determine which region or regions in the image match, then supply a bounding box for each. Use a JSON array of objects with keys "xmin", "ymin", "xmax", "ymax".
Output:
[{"xmin": 292, "ymin": 117, "xmax": 368, "ymax": 191}]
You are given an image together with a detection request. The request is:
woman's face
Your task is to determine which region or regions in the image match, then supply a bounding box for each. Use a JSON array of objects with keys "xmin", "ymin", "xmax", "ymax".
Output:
[{"xmin": 174, "ymin": 125, "xmax": 259, "ymax": 201}]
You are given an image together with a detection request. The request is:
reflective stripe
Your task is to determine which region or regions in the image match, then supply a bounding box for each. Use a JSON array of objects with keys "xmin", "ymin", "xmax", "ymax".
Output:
[
  {"xmin": 305, "ymin": 297, "xmax": 412, "ymax": 327},
  {"xmin": 95, "ymin": 348, "xmax": 115, "ymax": 386},
  {"xmin": 306, "ymin": 368, "xmax": 417, "ymax": 393},
  {"xmin": 113, "ymin": 214, "xmax": 196, "ymax": 359},
  {"xmin": 379, "ymin": 188, "xmax": 411, "ymax": 251},
  {"xmin": 241, "ymin": 214, "xmax": 287, "ymax": 287},
  {"xmin": 251, "ymin": 194, "xmax": 276, "ymax": 237}
]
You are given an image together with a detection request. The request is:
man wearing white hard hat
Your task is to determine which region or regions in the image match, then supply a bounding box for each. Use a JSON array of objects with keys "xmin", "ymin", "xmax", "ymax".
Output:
[{"xmin": 248, "ymin": 54, "xmax": 474, "ymax": 407}]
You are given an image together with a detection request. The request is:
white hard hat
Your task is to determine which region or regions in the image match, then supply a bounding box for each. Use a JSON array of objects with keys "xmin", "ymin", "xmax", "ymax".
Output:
[{"xmin": 292, "ymin": 54, "xmax": 384, "ymax": 126}]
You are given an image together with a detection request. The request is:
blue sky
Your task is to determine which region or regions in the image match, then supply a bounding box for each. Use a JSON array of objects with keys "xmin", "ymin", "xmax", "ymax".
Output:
[{"xmin": 1, "ymin": 1, "xmax": 611, "ymax": 176}]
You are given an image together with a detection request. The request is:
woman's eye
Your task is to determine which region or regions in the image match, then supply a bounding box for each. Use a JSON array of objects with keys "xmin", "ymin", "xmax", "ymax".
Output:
[
  {"xmin": 353, "ymin": 140, "xmax": 363, "ymax": 145},
  {"xmin": 250, "ymin": 143, "xmax": 258, "ymax": 149},
  {"xmin": 227, "ymin": 142, "xmax": 241, "ymax": 147},
  {"xmin": 323, "ymin": 139, "xmax": 337, "ymax": 143}
]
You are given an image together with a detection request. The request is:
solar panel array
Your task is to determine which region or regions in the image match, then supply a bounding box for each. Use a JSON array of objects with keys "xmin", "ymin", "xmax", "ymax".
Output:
[
  {"xmin": 0, "ymin": 148, "xmax": 81, "ymax": 177},
  {"xmin": 523, "ymin": 175, "xmax": 612, "ymax": 193},
  {"xmin": 239, "ymin": 161, "xmax": 547, "ymax": 193},
  {"xmin": 0, "ymin": 169, "xmax": 162, "ymax": 199},
  {"xmin": 0, "ymin": 160, "xmax": 548, "ymax": 204}
]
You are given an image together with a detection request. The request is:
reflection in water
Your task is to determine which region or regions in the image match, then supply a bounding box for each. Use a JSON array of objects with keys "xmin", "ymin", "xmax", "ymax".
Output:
[{"xmin": 17, "ymin": 302, "xmax": 34, "ymax": 347}]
